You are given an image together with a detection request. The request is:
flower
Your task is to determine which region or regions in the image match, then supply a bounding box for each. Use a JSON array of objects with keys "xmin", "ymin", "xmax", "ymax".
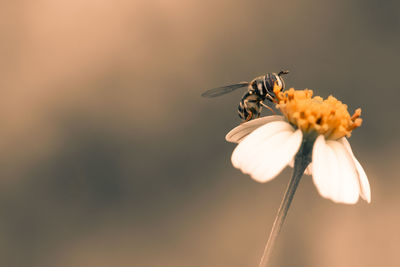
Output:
[{"xmin": 226, "ymin": 88, "xmax": 371, "ymax": 204}]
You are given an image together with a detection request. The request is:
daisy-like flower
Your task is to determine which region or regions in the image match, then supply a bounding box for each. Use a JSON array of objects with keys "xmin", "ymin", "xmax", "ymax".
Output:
[
  {"xmin": 225, "ymin": 86, "xmax": 370, "ymax": 267},
  {"xmin": 226, "ymin": 87, "xmax": 370, "ymax": 204}
]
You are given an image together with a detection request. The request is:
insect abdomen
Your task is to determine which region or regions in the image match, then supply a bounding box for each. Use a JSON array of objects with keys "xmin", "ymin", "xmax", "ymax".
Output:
[{"xmin": 238, "ymin": 92, "xmax": 262, "ymax": 120}]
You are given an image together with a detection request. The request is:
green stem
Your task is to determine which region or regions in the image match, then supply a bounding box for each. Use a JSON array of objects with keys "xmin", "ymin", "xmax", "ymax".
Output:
[{"xmin": 258, "ymin": 137, "xmax": 314, "ymax": 267}]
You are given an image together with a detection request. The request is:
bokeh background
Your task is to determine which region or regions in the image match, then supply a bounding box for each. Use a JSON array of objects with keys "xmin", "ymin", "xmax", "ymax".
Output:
[{"xmin": 1, "ymin": 0, "xmax": 399, "ymax": 266}]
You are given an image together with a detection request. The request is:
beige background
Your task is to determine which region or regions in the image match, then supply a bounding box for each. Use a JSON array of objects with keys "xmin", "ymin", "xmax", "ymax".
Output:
[{"xmin": 1, "ymin": 0, "xmax": 399, "ymax": 266}]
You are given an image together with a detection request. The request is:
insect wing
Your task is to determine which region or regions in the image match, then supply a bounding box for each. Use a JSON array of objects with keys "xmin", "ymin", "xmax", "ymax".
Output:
[{"xmin": 201, "ymin": 82, "xmax": 248, "ymax": 98}]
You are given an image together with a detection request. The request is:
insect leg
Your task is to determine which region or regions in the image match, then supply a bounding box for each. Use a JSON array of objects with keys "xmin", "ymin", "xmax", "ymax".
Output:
[
  {"xmin": 245, "ymin": 111, "xmax": 254, "ymax": 122},
  {"xmin": 260, "ymin": 102, "xmax": 276, "ymax": 114}
]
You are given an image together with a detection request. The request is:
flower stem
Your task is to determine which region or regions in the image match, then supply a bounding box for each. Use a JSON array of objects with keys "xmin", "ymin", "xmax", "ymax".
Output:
[{"xmin": 258, "ymin": 137, "xmax": 314, "ymax": 267}]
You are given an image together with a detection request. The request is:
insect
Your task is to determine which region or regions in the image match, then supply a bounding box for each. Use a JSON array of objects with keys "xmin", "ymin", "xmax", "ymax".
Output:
[{"xmin": 202, "ymin": 70, "xmax": 289, "ymax": 121}]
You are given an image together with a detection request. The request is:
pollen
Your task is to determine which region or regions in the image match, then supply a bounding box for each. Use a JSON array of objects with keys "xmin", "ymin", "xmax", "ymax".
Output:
[{"xmin": 273, "ymin": 85, "xmax": 362, "ymax": 140}]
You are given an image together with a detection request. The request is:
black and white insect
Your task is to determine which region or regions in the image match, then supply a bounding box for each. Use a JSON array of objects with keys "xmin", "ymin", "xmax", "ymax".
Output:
[{"xmin": 202, "ymin": 70, "xmax": 289, "ymax": 121}]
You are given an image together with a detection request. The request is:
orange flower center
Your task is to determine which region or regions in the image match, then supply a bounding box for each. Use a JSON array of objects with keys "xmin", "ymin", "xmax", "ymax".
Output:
[{"xmin": 273, "ymin": 86, "xmax": 362, "ymax": 140}]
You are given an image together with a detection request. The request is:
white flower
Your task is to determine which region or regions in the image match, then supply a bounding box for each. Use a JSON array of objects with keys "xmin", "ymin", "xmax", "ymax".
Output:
[{"xmin": 226, "ymin": 89, "xmax": 371, "ymax": 204}]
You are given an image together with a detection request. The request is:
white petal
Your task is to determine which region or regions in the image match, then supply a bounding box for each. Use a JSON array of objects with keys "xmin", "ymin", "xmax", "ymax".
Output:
[
  {"xmin": 330, "ymin": 141, "xmax": 360, "ymax": 204},
  {"xmin": 304, "ymin": 162, "xmax": 313, "ymax": 176},
  {"xmin": 225, "ymin": 115, "xmax": 284, "ymax": 143},
  {"xmin": 288, "ymin": 158, "xmax": 294, "ymax": 168},
  {"xmin": 312, "ymin": 135, "xmax": 360, "ymax": 204},
  {"xmin": 339, "ymin": 138, "xmax": 371, "ymax": 203},
  {"xmin": 312, "ymin": 135, "xmax": 338, "ymax": 199},
  {"xmin": 232, "ymin": 121, "xmax": 302, "ymax": 183},
  {"xmin": 232, "ymin": 121, "xmax": 293, "ymax": 168},
  {"xmin": 251, "ymin": 129, "xmax": 303, "ymax": 182}
]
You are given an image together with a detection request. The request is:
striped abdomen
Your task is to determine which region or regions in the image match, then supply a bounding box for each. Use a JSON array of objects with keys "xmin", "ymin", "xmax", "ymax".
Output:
[{"xmin": 238, "ymin": 92, "xmax": 262, "ymax": 120}]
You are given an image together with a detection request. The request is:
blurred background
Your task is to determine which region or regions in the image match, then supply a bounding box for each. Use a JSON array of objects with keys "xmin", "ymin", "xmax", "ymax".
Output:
[{"xmin": 1, "ymin": 0, "xmax": 399, "ymax": 266}]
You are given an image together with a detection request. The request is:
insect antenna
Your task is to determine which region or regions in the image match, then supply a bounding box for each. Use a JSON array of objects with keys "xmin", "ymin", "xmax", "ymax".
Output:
[{"xmin": 278, "ymin": 70, "xmax": 289, "ymax": 76}]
